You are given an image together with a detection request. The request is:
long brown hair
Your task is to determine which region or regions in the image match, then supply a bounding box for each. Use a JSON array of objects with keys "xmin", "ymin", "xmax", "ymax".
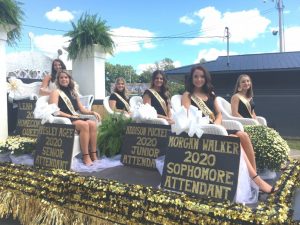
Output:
[
  {"xmin": 150, "ymin": 70, "xmax": 170, "ymax": 103},
  {"xmin": 185, "ymin": 65, "xmax": 215, "ymax": 98},
  {"xmin": 50, "ymin": 59, "xmax": 66, "ymax": 82},
  {"xmin": 233, "ymin": 74, "xmax": 254, "ymax": 98},
  {"xmin": 56, "ymin": 70, "xmax": 78, "ymax": 98}
]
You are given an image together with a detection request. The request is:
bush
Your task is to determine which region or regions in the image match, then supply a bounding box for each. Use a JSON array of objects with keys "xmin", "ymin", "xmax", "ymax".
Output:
[
  {"xmin": 0, "ymin": 135, "xmax": 36, "ymax": 156},
  {"xmin": 244, "ymin": 125, "xmax": 290, "ymax": 171},
  {"xmin": 97, "ymin": 113, "xmax": 132, "ymax": 157}
]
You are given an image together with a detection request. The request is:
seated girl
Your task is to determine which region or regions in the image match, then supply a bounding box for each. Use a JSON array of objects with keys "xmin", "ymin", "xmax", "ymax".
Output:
[
  {"xmin": 181, "ymin": 65, "xmax": 276, "ymax": 194},
  {"xmin": 49, "ymin": 70, "xmax": 101, "ymax": 166},
  {"xmin": 109, "ymin": 77, "xmax": 130, "ymax": 116},
  {"xmin": 40, "ymin": 59, "xmax": 66, "ymax": 96},
  {"xmin": 142, "ymin": 70, "xmax": 174, "ymax": 125},
  {"xmin": 231, "ymin": 74, "xmax": 258, "ymax": 119}
]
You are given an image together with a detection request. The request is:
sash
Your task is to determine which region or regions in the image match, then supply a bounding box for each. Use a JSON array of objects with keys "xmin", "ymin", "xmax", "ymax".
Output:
[
  {"xmin": 191, "ymin": 95, "xmax": 216, "ymax": 123},
  {"xmin": 114, "ymin": 92, "xmax": 130, "ymax": 112},
  {"xmin": 237, "ymin": 93, "xmax": 253, "ymax": 118},
  {"xmin": 148, "ymin": 89, "xmax": 168, "ymax": 116},
  {"xmin": 58, "ymin": 89, "xmax": 79, "ymax": 116}
]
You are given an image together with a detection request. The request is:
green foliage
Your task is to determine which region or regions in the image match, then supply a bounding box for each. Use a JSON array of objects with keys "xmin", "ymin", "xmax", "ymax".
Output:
[
  {"xmin": 168, "ymin": 81, "xmax": 185, "ymax": 96},
  {"xmin": 65, "ymin": 13, "xmax": 115, "ymax": 60},
  {"xmin": 138, "ymin": 70, "xmax": 152, "ymax": 83},
  {"xmin": 97, "ymin": 113, "xmax": 132, "ymax": 157},
  {"xmin": 155, "ymin": 58, "xmax": 175, "ymax": 71},
  {"xmin": 0, "ymin": 136, "xmax": 36, "ymax": 156},
  {"xmin": 199, "ymin": 58, "xmax": 207, "ymax": 64},
  {"xmin": 105, "ymin": 62, "xmax": 137, "ymax": 93},
  {"xmin": 244, "ymin": 125, "xmax": 290, "ymax": 171},
  {"xmin": 0, "ymin": 0, "xmax": 24, "ymax": 46},
  {"xmin": 104, "ymin": 58, "xmax": 181, "ymax": 94}
]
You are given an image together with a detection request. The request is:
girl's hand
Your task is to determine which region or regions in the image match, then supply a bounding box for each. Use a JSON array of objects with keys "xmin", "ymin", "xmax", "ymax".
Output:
[
  {"xmin": 91, "ymin": 111, "xmax": 101, "ymax": 121},
  {"xmin": 164, "ymin": 116, "xmax": 175, "ymax": 125}
]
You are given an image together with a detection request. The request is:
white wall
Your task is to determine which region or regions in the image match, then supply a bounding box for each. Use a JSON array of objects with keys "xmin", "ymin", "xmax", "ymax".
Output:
[
  {"xmin": 0, "ymin": 26, "xmax": 10, "ymax": 140},
  {"xmin": 72, "ymin": 44, "xmax": 106, "ymax": 100}
]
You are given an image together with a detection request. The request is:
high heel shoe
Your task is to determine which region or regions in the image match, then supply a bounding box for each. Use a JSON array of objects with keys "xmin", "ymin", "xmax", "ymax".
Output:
[
  {"xmin": 89, "ymin": 151, "xmax": 98, "ymax": 161},
  {"xmin": 82, "ymin": 153, "xmax": 93, "ymax": 166},
  {"xmin": 252, "ymin": 174, "xmax": 277, "ymax": 194}
]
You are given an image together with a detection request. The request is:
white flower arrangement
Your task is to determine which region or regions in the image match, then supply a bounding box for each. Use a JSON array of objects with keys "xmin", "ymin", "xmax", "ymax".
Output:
[
  {"xmin": 244, "ymin": 125, "xmax": 290, "ymax": 171},
  {"xmin": 0, "ymin": 136, "xmax": 36, "ymax": 156}
]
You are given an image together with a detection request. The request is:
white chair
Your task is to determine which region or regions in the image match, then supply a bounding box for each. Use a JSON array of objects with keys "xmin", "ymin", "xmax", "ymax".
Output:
[
  {"xmin": 129, "ymin": 95, "xmax": 169, "ymax": 125},
  {"xmin": 79, "ymin": 95, "xmax": 94, "ymax": 110},
  {"xmin": 170, "ymin": 94, "xmax": 244, "ymax": 135},
  {"xmin": 216, "ymin": 96, "xmax": 267, "ymax": 126},
  {"xmin": 171, "ymin": 94, "xmax": 182, "ymax": 113},
  {"xmin": 103, "ymin": 96, "xmax": 120, "ymax": 115},
  {"xmin": 7, "ymin": 78, "xmax": 94, "ymax": 110}
]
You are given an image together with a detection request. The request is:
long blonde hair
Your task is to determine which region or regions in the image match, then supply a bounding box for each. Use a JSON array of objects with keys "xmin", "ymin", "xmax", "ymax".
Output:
[
  {"xmin": 114, "ymin": 77, "xmax": 129, "ymax": 99},
  {"xmin": 233, "ymin": 74, "xmax": 253, "ymax": 98}
]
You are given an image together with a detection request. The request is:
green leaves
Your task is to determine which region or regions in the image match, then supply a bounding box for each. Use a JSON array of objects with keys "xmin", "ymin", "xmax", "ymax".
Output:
[
  {"xmin": 65, "ymin": 13, "xmax": 115, "ymax": 60},
  {"xmin": 244, "ymin": 125, "xmax": 290, "ymax": 171},
  {"xmin": 0, "ymin": 0, "xmax": 24, "ymax": 46},
  {"xmin": 97, "ymin": 114, "xmax": 132, "ymax": 157}
]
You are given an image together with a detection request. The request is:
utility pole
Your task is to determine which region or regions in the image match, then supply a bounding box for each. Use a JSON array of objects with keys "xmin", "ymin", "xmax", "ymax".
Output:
[
  {"xmin": 28, "ymin": 32, "xmax": 34, "ymax": 52},
  {"xmin": 225, "ymin": 27, "xmax": 230, "ymax": 66},
  {"xmin": 276, "ymin": 0, "xmax": 284, "ymax": 52},
  {"xmin": 265, "ymin": 0, "xmax": 285, "ymax": 52}
]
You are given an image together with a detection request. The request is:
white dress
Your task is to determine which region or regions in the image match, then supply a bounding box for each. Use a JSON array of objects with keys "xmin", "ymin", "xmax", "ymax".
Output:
[
  {"xmin": 234, "ymin": 151, "xmax": 259, "ymax": 204},
  {"xmin": 48, "ymin": 81, "xmax": 57, "ymax": 91}
]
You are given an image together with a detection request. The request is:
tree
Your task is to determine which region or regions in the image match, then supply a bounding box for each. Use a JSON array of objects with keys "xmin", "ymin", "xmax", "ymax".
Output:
[
  {"xmin": 199, "ymin": 58, "xmax": 206, "ymax": 64},
  {"xmin": 105, "ymin": 62, "xmax": 137, "ymax": 93},
  {"xmin": 0, "ymin": 0, "xmax": 24, "ymax": 46},
  {"xmin": 65, "ymin": 13, "xmax": 115, "ymax": 60},
  {"xmin": 156, "ymin": 58, "xmax": 176, "ymax": 71},
  {"xmin": 168, "ymin": 81, "xmax": 185, "ymax": 96},
  {"xmin": 138, "ymin": 58, "xmax": 183, "ymax": 95}
]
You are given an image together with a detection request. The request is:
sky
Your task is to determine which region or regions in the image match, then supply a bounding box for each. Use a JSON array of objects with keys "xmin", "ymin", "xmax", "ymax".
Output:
[{"xmin": 6, "ymin": 0, "xmax": 300, "ymax": 74}]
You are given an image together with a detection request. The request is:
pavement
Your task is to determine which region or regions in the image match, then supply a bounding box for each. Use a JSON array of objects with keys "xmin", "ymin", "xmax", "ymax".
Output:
[{"xmin": 290, "ymin": 149, "xmax": 300, "ymax": 160}]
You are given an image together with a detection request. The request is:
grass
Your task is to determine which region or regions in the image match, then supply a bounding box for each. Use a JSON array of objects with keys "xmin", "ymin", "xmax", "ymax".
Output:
[{"xmin": 284, "ymin": 137, "xmax": 300, "ymax": 151}]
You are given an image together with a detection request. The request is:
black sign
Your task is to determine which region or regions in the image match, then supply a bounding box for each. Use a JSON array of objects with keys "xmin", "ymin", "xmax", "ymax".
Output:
[
  {"xmin": 121, "ymin": 123, "xmax": 170, "ymax": 170},
  {"xmin": 161, "ymin": 133, "xmax": 240, "ymax": 202},
  {"xmin": 15, "ymin": 99, "xmax": 41, "ymax": 138},
  {"xmin": 34, "ymin": 123, "xmax": 75, "ymax": 170}
]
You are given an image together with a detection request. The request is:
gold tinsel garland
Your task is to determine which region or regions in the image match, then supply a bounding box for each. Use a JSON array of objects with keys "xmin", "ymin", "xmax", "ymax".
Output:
[{"xmin": 0, "ymin": 160, "xmax": 299, "ymax": 225}]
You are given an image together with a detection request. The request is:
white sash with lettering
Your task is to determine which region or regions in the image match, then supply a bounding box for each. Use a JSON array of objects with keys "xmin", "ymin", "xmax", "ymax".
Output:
[{"xmin": 191, "ymin": 95, "xmax": 215, "ymax": 123}]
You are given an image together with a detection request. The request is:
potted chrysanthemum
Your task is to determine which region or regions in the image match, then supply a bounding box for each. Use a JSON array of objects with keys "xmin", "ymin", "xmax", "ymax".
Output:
[
  {"xmin": 244, "ymin": 125, "xmax": 290, "ymax": 176},
  {"xmin": 0, "ymin": 136, "xmax": 36, "ymax": 164}
]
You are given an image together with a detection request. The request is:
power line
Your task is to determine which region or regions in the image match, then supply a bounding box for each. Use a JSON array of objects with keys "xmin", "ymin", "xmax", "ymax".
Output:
[
  {"xmin": 112, "ymin": 34, "xmax": 224, "ymax": 39},
  {"xmin": 22, "ymin": 6, "xmax": 277, "ymax": 48},
  {"xmin": 24, "ymin": 24, "xmax": 67, "ymax": 32}
]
